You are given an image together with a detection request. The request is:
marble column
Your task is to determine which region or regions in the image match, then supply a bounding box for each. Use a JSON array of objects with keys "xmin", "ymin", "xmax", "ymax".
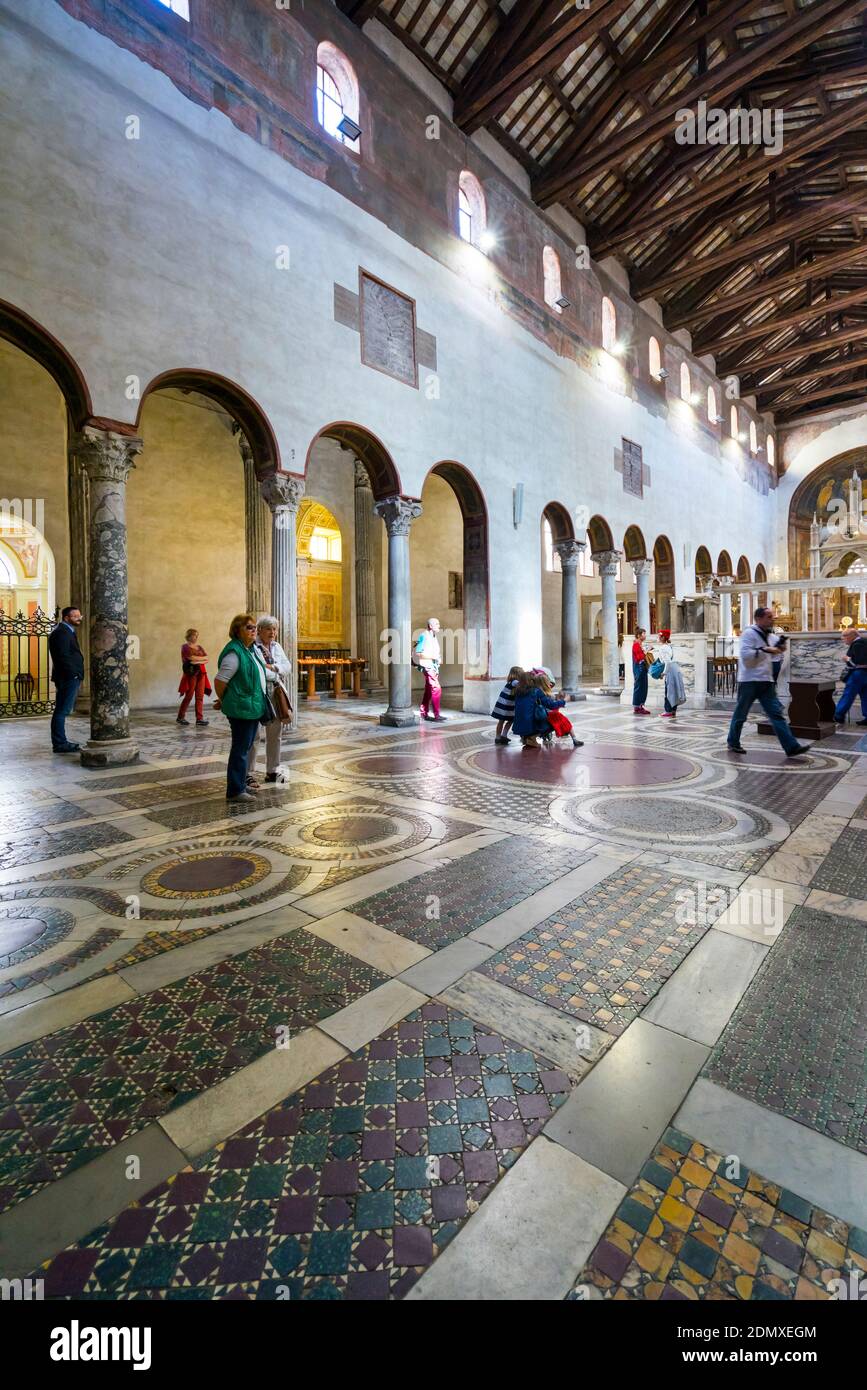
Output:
[
  {"xmin": 593, "ymin": 550, "xmax": 622, "ymax": 692},
  {"xmin": 801, "ymin": 589, "xmax": 810, "ymax": 632},
  {"xmin": 859, "ymin": 587, "xmax": 866, "ymax": 624},
  {"xmin": 66, "ymin": 426, "xmax": 90, "ymax": 699},
  {"xmin": 354, "ymin": 460, "xmax": 382, "ymax": 691},
  {"xmin": 74, "ymin": 427, "xmax": 142, "ymax": 767},
  {"xmin": 239, "ymin": 437, "xmax": 271, "ymax": 616},
  {"xmin": 375, "ymin": 495, "xmax": 422, "ymax": 726},
  {"xmin": 553, "ymin": 539, "xmax": 584, "ymax": 695},
  {"xmin": 739, "ymin": 592, "xmax": 750, "ymax": 632},
  {"xmin": 631, "ymin": 558, "xmax": 653, "ymax": 634},
  {"xmin": 260, "ymin": 474, "xmax": 304, "ymax": 728},
  {"xmin": 719, "ymin": 580, "xmax": 733, "ymax": 639}
]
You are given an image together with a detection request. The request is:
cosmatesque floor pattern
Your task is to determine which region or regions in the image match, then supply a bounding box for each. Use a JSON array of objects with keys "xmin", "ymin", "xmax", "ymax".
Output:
[{"xmin": 0, "ymin": 696, "xmax": 865, "ymax": 1301}]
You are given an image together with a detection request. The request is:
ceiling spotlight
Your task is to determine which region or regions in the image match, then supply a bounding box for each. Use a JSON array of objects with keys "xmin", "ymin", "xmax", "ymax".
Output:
[
  {"xmin": 337, "ymin": 115, "xmax": 362, "ymax": 143},
  {"xmin": 554, "ymin": 294, "xmax": 571, "ymax": 311},
  {"xmin": 656, "ymin": 368, "xmax": 669, "ymax": 381},
  {"xmin": 478, "ymin": 229, "xmax": 497, "ymax": 253}
]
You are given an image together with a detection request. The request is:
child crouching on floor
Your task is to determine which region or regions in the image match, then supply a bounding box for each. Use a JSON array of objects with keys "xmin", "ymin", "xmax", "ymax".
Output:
[
  {"xmin": 490, "ymin": 665, "xmax": 523, "ymax": 744},
  {"xmin": 512, "ymin": 669, "xmax": 583, "ymax": 748}
]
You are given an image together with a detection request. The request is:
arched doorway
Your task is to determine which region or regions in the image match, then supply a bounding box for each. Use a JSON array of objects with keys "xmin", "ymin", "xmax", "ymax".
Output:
[
  {"xmin": 297, "ymin": 501, "xmax": 346, "ymax": 691},
  {"xmin": 586, "ymin": 515, "xmax": 621, "ymax": 690},
  {"xmin": 412, "ymin": 462, "xmax": 490, "ymax": 710},
  {"xmin": 623, "ymin": 525, "xmax": 650, "ymax": 636},
  {"xmin": 129, "ymin": 371, "xmax": 283, "ymax": 710},
  {"xmin": 541, "ymin": 502, "xmax": 582, "ymax": 692},
  {"xmin": 653, "ymin": 535, "xmax": 675, "ymax": 628}
]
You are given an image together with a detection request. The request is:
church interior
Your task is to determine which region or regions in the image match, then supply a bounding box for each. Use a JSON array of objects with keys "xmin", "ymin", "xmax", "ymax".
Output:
[{"xmin": 0, "ymin": 0, "xmax": 866, "ymax": 1324}]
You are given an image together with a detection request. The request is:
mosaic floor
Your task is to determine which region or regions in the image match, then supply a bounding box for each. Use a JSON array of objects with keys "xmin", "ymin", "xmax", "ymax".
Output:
[{"xmin": 0, "ymin": 694, "xmax": 864, "ymax": 1301}]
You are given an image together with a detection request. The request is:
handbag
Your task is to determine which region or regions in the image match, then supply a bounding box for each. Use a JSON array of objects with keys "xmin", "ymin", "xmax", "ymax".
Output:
[
  {"xmin": 259, "ymin": 693, "xmax": 277, "ymax": 726},
  {"xmin": 649, "ymin": 659, "xmax": 665, "ymax": 679},
  {"xmin": 182, "ymin": 660, "xmax": 196, "ymax": 677},
  {"xmin": 272, "ymin": 682, "xmax": 292, "ymax": 720}
]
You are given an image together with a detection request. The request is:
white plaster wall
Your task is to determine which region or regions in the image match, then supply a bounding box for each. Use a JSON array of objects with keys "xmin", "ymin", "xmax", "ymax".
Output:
[{"xmin": 0, "ymin": 0, "xmax": 777, "ymax": 694}]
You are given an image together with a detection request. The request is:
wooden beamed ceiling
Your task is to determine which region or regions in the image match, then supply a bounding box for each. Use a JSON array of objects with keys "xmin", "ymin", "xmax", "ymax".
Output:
[{"xmin": 339, "ymin": 0, "xmax": 867, "ymax": 420}]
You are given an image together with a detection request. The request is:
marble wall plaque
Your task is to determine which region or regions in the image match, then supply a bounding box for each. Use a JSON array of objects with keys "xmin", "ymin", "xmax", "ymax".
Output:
[{"xmin": 360, "ymin": 272, "xmax": 418, "ymax": 388}]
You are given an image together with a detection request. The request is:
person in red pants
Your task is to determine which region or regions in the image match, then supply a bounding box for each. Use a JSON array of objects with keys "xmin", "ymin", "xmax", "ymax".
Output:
[
  {"xmin": 414, "ymin": 617, "xmax": 446, "ymax": 722},
  {"xmin": 177, "ymin": 628, "xmax": 211, "ymax": 726}
]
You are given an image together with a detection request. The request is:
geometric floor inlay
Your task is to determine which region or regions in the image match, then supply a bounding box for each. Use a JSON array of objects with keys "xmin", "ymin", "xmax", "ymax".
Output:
[
  {"xmin": 35, "ymin": 1004, "xmax": 573, "ymax": 1300},
  {"xmin": 704, "ymin": 906, "xmax": 867, "ymax": 1154},
  {"xmin": 569, "ymin": 1129, "xmax": 867, "ymax": 1301},
  {"xmin": 809, "ymin": 826, "xmax": 867, "ymax": 900}
]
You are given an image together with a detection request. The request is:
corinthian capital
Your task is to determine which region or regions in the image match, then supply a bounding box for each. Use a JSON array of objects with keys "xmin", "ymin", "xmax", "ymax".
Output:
[
  {"xmin": 630, "ymin": 558, "xmax": 653, "ymax": 578},
  {"xmin": 73, "ymin": 427, "xmax": 142, "ymax": 484},
  {"xmin": 592, "ymin": 549, "xmax": 621, "ymax": 577},
  {"xmin": 260, "ymin": 473, "xmax": 305, "ymax": 513},
  {"xmin": 354, "ymin": 459, "xmax": 372, "ymax": 491},
  {"xmin": 374, "ymin": 495, "xmax": 423, "ymax": 537},
  {"xmin": 553, "ymin": 539, "xmax": 585, "ymax": 570}
]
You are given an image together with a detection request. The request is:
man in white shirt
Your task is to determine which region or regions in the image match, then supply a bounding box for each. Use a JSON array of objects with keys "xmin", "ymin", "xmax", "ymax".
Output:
[
  {"xmin": 414, "ymin": 618, "xmax": 446, "ymax": 722},
  {"xmin": 727, "ymin": 608, "xmax": 810, "ymax": 757}
]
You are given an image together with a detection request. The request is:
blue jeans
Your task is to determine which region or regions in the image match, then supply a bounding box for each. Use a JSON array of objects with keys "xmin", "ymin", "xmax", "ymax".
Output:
[
  {"xmin": 728, "ymin": 681, "xmax": 800, "ymax": 754},
  {"xmin": 632, "ymin": 661, "xmax": 648, "ymax": 707},
  {"xmin": 835, "ymin": 670, "xmax": 867, "ymax": 721},
  {"xmin": 226, "ymin": 717, "xmax": 261, "ymax": 798},
  {"xmin": 51, "ymin": 677, "xmax": 81, "ymax": 749}
]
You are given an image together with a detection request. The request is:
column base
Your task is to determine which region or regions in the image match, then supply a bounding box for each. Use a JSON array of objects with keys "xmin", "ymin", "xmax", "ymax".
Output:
[
  {"xmin": 379, "ymin": 707, "xmax": 419, "ymax": 727},
  {"xmin": 561, "ymin": 688, "xmax": 588, "ymax": 701},
  {"xmin": 80, "ymin": 738, "xmax": 140, "ymax": 768},
  {"xmin": 596, "ymin": 685, "xmax": 623, "ymax": 697}
]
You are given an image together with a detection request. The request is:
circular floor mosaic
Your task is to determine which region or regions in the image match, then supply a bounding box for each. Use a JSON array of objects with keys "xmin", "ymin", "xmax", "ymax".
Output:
[
  {"xmin": 304, "ymin": 815, "xmax": 397, "ymax": 846},
  {"xmin": 595, "ymin": 795, "xmax": 739, "ymax": 835},
  {"xmin": 551, "ymin": 789, "xmax": 784, "ymax": 850},
  {"xmin": 323, "ymin": 751, "xmax": 444, "ymax": 782},
  {"xmin": 465, "ymin": 742, "xmax": 700, "ymax": 789},
  {"xmin": 0, "ymin": 904, "xmax": 76, "ymax": 970},
  {"xmin": 262, "ymin": 801, "xmax": 456, "ymax": 862},
  {"xmin": 141, "ymin": 851, "xmax": 272, "ymax": 899}
]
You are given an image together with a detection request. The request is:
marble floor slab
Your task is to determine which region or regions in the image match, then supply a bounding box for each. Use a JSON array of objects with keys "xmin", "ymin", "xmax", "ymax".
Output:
[{"xmin": 642, "ymin": 931, "xmax": 768, "ymax": 1045}]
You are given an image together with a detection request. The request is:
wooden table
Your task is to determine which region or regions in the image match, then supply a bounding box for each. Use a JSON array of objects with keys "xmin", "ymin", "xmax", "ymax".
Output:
[{"xmin": 298, "ymin": 657, "xmax": 367, "ymax": 699}]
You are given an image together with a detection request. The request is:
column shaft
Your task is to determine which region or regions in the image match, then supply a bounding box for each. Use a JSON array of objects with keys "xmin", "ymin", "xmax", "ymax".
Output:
[
  {"xmin": 631, "ymin": 559, "xmax": 653, "ymax": 635},
  {"xmin": 74, "ymin": 427, "xmax": 142, "ymax": 767},
  {"xmin": 67, "ymin": 430, "xmax": 90, "ymax": 698},
  {"xmin": 354, "ymin": 461, "xmax": 382, "ymax": 690},
  {"xmin": 593, "ymin": 550, "xmax": 622, "ymax": 691},
  {"xmin": 375, "ymin": 496, "xmax": 422, "ymax": 726},
  {"xmin": 240, "ymin": 438, "xmax": 271, "ymax": 615},
  {"xmin": 554, "ymin": 540, "xmax": 584, "ymax": 694},
  {"xmin": 261, "ymin": 475, "xmax": 304, "ymax": 729}
]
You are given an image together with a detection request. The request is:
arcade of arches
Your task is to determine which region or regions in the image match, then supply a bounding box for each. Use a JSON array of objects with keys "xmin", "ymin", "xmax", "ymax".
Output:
[{"xmin": 3, "ymin": 0, "xmax": 867, "ymax": 1318}]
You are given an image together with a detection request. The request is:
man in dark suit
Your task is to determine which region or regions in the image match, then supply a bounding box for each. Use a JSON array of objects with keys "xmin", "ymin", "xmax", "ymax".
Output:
[{"xmin": 48, "ymin": 606, "xmax": 85, "ymax": 752}]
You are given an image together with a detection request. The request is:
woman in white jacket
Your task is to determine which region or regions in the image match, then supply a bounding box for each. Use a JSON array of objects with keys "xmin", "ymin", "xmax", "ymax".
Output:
[
  {"xmin": 252, "ymin": 615, "xmax": 293, "ymax": 782},
  {"xmin": 655, "ymin": 628, "xmax": 686, "ymax": 719}
]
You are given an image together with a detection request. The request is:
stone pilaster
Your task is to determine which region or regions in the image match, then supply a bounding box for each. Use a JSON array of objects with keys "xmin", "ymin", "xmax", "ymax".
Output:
[
  {"xmin": 375, "ymin": 495, "xmax": 422, "ymax": 726},
  {"xmin": 719, "ymin": 578, "xmax": 733, "ymax": 638},
  {"xmin": 593, "ymin": 550, "xmax": 622, "ymax": 693},
  {"xmin": 553, "ymin": 539, "xmax": 584, "ymax": 696},
  {"xmin": 66, "ymin": 426, "xmax": 90, "ymax": 699},
  {"xmin": 74, "ymin": 426, "xmax": 142, "ymax": 767},
  {"xmin": 739, "ymin": 591, "xmax": 751, "ymax": 631},
  {"xmin": 631, "ymin": 558, "xmax": 653, "ymax": 635},
  {"xmin": 354, "ymin": 459, "xmax": 382, "ymax": 691},
  {"xmin": 239, "ymin": 436, "xmax": 271, "ymax": 616},
  {"xmin": 261, "ymin": 473, "xmax": 305, "ymax": 728}
]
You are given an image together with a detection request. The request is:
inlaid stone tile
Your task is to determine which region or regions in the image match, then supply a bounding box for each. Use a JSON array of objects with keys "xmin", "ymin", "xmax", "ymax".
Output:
[
  {"xmin": 478, "ymin": 866, "xmax": 729, "ymax": 1036},
  {"xmin": 704, "ymin": 906, "xmax": 867, "ymax": 1154},
  {"xmin": 144, "ymin": 782, "xmax": 334, "ymax": 830},
  {"xmin": 35, "ymin": 1003, "xmax": 572, "ymax": 1300},
  {"xmin": 810, "ymin": 826, "xmax": 867, "ymax": 900},
  {"xmin": 569, "ymin": 1130, "xmax": 866, "ymax": 1301},
  {"xmin": 353, "ymin": 836, "xmax": 593, "ymax": 949},
  {"xmin": 0, "ymin": 934, "xmax": 385, "ymax": 1214},
  {"xmin": 0, "ymin": 823, "xmax": 136, "ymax": 872}
]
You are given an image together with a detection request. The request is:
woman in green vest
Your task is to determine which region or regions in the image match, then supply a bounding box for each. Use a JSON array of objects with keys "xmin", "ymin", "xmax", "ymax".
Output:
[{"xmin": 213, "ymin": 612, "xmax": 268, "ymax": 801}]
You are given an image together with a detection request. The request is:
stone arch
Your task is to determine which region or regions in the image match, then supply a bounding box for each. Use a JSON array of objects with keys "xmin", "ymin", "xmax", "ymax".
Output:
[
  {"xmin": 695, "ymin": 545, "xmax": 713, "ymax": 585},
  {"xmin": 0, "ymin": 298, "xmax": 92, "ymax": 427},
  {"xmin": 737, "ymin": 555, "xmax": 751, "ymax": 582},
  {"xmin": 587, "ymin": 514, "xmax": 614, "ymax": 554},
  {"xmin": 717, "ymin": 550, "xmax": 733, "ymax": 576},
  {"xmin": 542, "ymin": 501, "xmax": 575, "ymax": 543},
  {"xmin": 307, "ymin": 422, "xmax": 402, "ymax": 501},
  {"xmin": 138, "ymin": 369, "xmax": 281, "ymax": 479},
  {"xmin": 423, "ymin": 461, "xmax": 490, "ymax": 680},
  {"xmin": 623, "ymin": 525, "xmax": 647, "ymax": 560}
]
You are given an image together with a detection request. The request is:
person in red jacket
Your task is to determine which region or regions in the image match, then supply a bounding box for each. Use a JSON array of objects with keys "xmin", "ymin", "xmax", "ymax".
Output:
[
  {"xmin": 632, "ymin": 627, "xmax": 651, "ymax": 714},
  {"xmin": 177, "ymin": 628, "xmax": 211, "ymax": 726}
]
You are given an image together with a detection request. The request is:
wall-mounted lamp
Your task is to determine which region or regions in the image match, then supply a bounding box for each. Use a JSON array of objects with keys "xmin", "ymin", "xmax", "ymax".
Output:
[
  {"xmin": 656, "ymin": 368, "xmax": 669, "ymax": 381},
  {"xmin": 338, "ymin": 115, "xmax": 362, "ymax": 143},
  {"xmin": 478, "ymin": 230, "xmax": 497, "ymax": 253},
  {"xmin": 554, "ymin": 294, "xmax": 571, "ymax": 311},
  {"xmin": 513, "ymin": 483, "xmax": 524, "ymax": 529}
]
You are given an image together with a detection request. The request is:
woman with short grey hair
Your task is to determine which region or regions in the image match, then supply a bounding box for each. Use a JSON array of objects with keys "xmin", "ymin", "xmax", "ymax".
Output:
[{"xmin": 252, "ymin": 615, "xmax": 293, "ymax": 782}]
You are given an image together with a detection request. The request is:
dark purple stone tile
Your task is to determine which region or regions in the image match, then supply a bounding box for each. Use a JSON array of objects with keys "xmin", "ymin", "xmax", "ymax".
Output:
[
  {"xmin": 362, "ymin": 1130, "xmax": 395, "ymax": 1160},
  {"xmin": 165, "ymin": 1171, "xmax": 210, "ymax": 1206},
  {"xmin": 219, "ymin": 1237, "xmax": 268, "ymax": 1283},
  {"xmin": 354, "ymin": 1233, "xmax": 389, "ymax": 1271},
  {"xmin": 593, "ymin": 1239, "xmax": 631, "ymax": 1282},
  {"xmin": 274, "ymin": 1196, "xmax": 316, "ymax": 1234},
  {"xmin": 432, "ymin": 1185, "xmax": 468, "ymax": 1221},
  {"xmin": 517, "ymin": 1094, "xmax": 551, "ymax": 1121},
  {"xmin": 762, "ymin": 1227, "xmax": 803, "ymax": 1272},
  {"xmin": 319, "ymin": 1160, "xmax": 359, "ymax": 1195},
  {"xmin": 105, "ymin": 1207, "xmax": 157, "ymax": 1247},
  {"xmin": 43, "ymin": 1249, "xmax": 99, "ymax": 1297},
  {"xmin": 396, "ymin": 1101, "xmax": 427, "ymax": 1128},
  {"xmin": 219, "ymin": 1138, "xmax": 258, "ymax": 1169},
  {"xmin": 463, "ymin": 1150, "xmax": 498, "ymax": 1182},
  {"xmin": 346, "ymin": 1271, "xmax": 390, "ymax": 1300},
  {"xmin": 492, "ymin": 1120, "xmax": 526, "ymax": 1148},
  {"xmin": 697, "ymin": 1191, "xmax": 735, "ymax": 1229},
  {"xmin": 425, "ymin": 1077, "xmax": 456, "ymax": 1101},
  {"xmin": 393, "ymin": 1224, "xmax": 433, "ymax": 1267}
]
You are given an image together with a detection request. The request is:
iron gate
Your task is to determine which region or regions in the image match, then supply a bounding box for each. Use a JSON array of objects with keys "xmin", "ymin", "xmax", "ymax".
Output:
[{"xmin": 0, "ymin": 607, "xmax": 55, "ymax": 717}]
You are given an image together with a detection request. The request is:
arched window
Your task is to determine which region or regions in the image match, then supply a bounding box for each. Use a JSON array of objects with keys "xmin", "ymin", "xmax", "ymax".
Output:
[
  {"xmin": 316, "ymin": 43, "xmax": 361, "ymax": 147},
  {"xmin": 543, "ymin": 247, "xmax": 564, "ymax": 312},
  {"xmin": 542, "ymin": 518, "xmax": 561, "ymax": 572},
  {"xmin": 707, "ymin": 386, "xmax": 718, "ymax": 423},
  {"xmin": 767, "ymin": 434, "xmax": 776, "ymax": 468},
  {"xmin": 602, "ymin": 296, "xmax": 616, "ymax": 352},
  {"xmin": 0, "ymin": 549, "xmax": 14, "ymax": 586},
  {"xmin": 649, "ymin": 336, "xmax": 661, "ymax": 379},
  {"xmin": 156, "ymin": 0, "xmax": 189, "ymax": 15},
  {"xmin": 458, "ymin": 170, "xmax": 487, "ymax": 248},
  {"xmin": 730, "ymin": 404, "xmax": 739, "ymax": 438},
  {"xmin": 680, "ymin": 362, "xmax": 691, "ymax": 401},
  {"xmin": 749, "ymin": 421, "xmax": 758, "ymax": 455}
]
